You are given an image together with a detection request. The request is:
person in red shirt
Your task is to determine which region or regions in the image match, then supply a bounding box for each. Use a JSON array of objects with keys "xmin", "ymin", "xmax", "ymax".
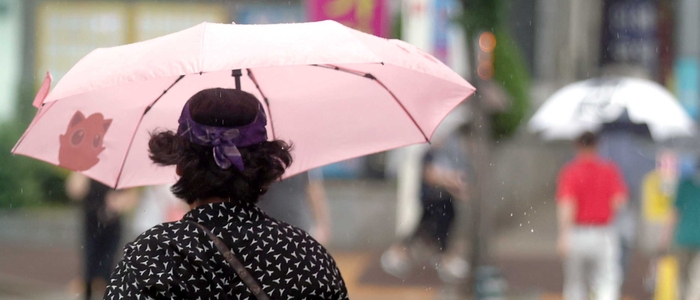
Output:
[{"xmin": 556, "ymin": 131, "xmax": 628, "ymax": 300}]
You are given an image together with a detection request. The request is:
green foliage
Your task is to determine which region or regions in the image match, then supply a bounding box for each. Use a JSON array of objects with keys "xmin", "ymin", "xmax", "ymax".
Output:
[
  {"xmin": 391, "ymin": 10, "xmax": 403, "ymax": 40},
  {"xmin": 490, "ymin": 29, "xmax": 530, "ymax": 138},
  {"xmin": 457, "ymin": 0, "xmax": 506, "ymax": 36},
  {"xmin": 0, "ymin": 83, "xmax": 70, "ymax": 209},
  {"xmin": 0, "ymin": 124, "xmax": 43, "ymax": 208}
]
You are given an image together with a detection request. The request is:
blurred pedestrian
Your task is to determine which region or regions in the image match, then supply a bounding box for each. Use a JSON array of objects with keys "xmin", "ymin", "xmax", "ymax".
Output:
[
  {"xmin": 660, "ymin": 160, "xmax": 700, "ymax": 300},
  {"xmin": 104, "ymin": 88, "xmax": 348, "ymax": 299},
  {"xmin": 556, "ymin": 132, "xmax": 628, "ymax": 300},
  {"xmin": 65, "ymin": 173, "xmax": 138, "ymax": 300},
  {"xmin": 598, "ymin": 112, "xmax": 656, "ymax": 280},
  {"xmin": 380, "ymin": 126, "xmax": 470, "ymax": 282},
  {"xmin": 256, "ymin": 169, "xmax": 332, "ymax": 244}
]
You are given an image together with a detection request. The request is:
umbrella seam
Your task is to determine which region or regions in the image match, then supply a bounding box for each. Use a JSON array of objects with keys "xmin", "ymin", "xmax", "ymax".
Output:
[
  {"xmin": 199, "ymin": 23, "xmax": 208, "ymax": 73},
  {"xmin": 313, "ymin": 64, "xmax": 430, "ymax": 142}
]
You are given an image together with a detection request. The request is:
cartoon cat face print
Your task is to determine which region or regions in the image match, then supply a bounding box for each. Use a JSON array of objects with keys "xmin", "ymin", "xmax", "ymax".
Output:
[{"xmin": 58, "ymin": 111, "xmax": 112, "ymax": 171}]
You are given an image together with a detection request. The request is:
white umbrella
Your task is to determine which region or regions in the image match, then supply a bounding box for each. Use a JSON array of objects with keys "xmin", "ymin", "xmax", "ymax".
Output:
[{"xmin": 528, "ymin": 77, "xmax": 695, "ymax": 141}]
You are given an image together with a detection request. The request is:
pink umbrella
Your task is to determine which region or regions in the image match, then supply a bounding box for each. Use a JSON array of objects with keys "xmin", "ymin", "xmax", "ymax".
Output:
[{"xmin": 13, "ymin": 21, "xmax": 474, "ymax": 189}]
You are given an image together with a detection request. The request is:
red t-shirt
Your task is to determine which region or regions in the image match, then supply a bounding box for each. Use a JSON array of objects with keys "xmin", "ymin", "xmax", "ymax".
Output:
[{"xmin": 556, "ymin": 155, "xmax": 627, "ymax": 225}]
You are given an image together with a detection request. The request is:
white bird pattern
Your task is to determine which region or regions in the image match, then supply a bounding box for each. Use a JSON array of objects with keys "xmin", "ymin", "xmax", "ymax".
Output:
[{"xmin": 104, "ymin": 202, "xmax": 348, "ymax": 299}]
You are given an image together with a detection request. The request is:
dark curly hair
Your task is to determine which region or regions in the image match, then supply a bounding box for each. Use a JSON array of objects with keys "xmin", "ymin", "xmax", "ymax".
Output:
[
  {"xmin": 148, "ymin": 88, "xmax": 292, "ymax": 205},
  {"xmin": 575, "ymin": 131, "xmax": 598, "ymax": 148}
]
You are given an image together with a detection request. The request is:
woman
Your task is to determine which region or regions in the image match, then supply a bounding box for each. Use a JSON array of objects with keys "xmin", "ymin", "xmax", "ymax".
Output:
[
  {"xmin": 66, "ymin": 174, "xmax": 126, "ymax": 300},
  {"xmin": 103, "ymin": 88, "xmax": 348, "ymax": 299},
  {"xmin": 380, "ymin": 127, "xmax": 471, "ymax": 282},
  {"xmin": 660, "ymin": 159, "xmax": 700, "ymax": 300}
]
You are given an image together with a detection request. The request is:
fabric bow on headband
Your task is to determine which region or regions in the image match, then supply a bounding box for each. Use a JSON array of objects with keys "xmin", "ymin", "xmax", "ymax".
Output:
[{"xmin": 176, "ymin": 101, "xmax": 268, "ymax": 171}]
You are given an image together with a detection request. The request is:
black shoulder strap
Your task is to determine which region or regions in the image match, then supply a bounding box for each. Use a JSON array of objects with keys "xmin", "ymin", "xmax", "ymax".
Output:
[{"xmin": 187, "ymin": 221, "xmax": 271, "ymax": 300}]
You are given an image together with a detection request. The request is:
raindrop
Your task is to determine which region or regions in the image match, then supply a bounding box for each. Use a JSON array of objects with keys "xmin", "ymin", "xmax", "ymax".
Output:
[
  {"xmin": 531, "ymin": 229, "xmax": 534, "ymax": 233},
  {"xmin": 510, "ymin": 213, "xmax": 513, "ymax": 217},
  {"xmin": 519, "ymin": 223, "xmax": 522, "ymax": 227},
  {"xmin": 20, "ymin": 188, "xmax": 23, "ymax": 194}
]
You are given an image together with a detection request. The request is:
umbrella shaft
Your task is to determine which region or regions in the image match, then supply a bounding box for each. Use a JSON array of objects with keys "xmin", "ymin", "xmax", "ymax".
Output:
[{"xmin": 232, "ymin": 69, "xmax": 242, "ymax": 90}]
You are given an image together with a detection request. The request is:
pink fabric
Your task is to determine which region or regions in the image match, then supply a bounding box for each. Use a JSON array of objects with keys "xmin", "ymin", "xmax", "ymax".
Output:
[
  {"xmin": 33, "ymin": 72, "xmax": 52, "ymax": 108},
  {"xmin": 14, "ymin": 21, "xmax": 474, "ymax": 189}
]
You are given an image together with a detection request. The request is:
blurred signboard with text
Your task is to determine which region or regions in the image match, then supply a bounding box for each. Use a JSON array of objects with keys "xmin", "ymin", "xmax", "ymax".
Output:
[{"xmin": 306, "ymin": 0, "xmax": 389, "ymax": 38}]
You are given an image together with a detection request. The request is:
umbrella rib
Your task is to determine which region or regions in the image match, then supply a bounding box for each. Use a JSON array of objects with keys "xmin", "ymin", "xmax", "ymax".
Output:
[
  {"xmin": 11, "ymin": 101, "xmax": 58, "ymax": 154},
  {"xmin": 246, "ymin": 69, "xmax": 276, "ymax": 140},
  {"xmin": 312, "ymin": 64, "xmax": 430, "ymax": 142},
  {"xmin": 144, "ymin": 75, "xmax": 186, "ymax": 114},
  {"xmin": 114, "ymin": 75, "xmax": 186, "ymax": 188}
]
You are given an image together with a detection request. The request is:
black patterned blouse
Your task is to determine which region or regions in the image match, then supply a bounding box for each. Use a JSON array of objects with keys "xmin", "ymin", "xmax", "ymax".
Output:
[{"xmin": 103, "ymin": 201, "xmax": 348, "ymax": 300}]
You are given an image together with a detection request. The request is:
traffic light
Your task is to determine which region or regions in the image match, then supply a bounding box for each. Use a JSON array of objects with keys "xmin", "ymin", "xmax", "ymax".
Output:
[{"xmin": 477, "ymin": 31, "xmax": 496, "ymax": 80}]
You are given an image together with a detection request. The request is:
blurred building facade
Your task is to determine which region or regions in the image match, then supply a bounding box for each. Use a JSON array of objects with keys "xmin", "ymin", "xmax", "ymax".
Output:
[
  {"xmin": 3, "ymin": 0, "xmax": 698, "ymax": 229},
  {"xmin": 0, "ymin": 0, "xmax": 22, "ymax": 122}
]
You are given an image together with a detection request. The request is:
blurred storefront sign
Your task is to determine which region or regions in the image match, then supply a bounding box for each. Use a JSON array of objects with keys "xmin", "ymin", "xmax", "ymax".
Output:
[
  {"xmin": 600, "ymin": 0, "xmax": 658, "ymax": 74},
  {"xmin": 656, "ymin": 0, "xmax": 674, "ymax": 84},
  {"xmin": 402, "ymin": 0, "xmax": 466, "ymax": 72},
  {"xmin": 35, "ymin": 2, "xmax": 226, "ymax": 87},
  {"xmin": 432, "ymin": 0, "xmax": 466, "ymax": 76},
  {"xmin": 35, "ymin": 2, "xmax": 128, "ymax": 88},
  {"xmin": 306, "ymin": 0, "xmax": 389, "ymax": 38},
  {"xmin": 675, "ymin": 58, "xmax": 700, "ymax": 119},
  {"xmin": 432, "ymin": 0, "xmax": 448, "ymax": 62},
  {"xmin": 0, "ymin": 0, "xmax": 22, "ymax": 122},
  {"xmin": 236, "ymin": 3, "xmax": 305, "ymax": 24},
  {"xmin": 402, "ymin": 0, "xmax": 431, "ymax": 51}
]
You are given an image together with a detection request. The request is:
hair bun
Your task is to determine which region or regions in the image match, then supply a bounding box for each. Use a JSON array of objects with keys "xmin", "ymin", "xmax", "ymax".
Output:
[{"xmin": 149, "ymin": 131, "xmax": 187, "ymax": 166}]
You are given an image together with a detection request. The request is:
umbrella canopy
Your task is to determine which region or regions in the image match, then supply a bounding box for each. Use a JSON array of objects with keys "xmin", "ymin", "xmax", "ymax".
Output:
[
  {"xmin": 528, "ymin": 77, "xmax": 694, "ymax": 141},
  {"xmin": 13, "ymin": 21, "xmax": 474, "ymax": 189}
]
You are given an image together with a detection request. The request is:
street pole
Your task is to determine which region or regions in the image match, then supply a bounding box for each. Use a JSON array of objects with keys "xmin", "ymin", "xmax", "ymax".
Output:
[{"xmin": 462, "ymin": 32, "xmax": 493, "ymax": 299}]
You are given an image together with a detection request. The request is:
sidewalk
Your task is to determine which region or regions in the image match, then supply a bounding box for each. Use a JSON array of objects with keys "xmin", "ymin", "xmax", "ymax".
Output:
[{"xmin": 0, "ymin": 180, "xmax": 652, "ymax": 299}]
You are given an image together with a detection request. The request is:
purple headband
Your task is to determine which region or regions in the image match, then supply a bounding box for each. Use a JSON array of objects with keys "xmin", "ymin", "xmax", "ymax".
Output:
[{"xmin": 176, "ymin": 101, "xmax": 268, "ymax": 171}]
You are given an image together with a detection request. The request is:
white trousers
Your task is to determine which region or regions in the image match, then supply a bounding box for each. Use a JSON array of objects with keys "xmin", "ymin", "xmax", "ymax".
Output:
[
  {"xmin": 677, "ymin": 249, "xmax": 700, "ymax": 300},
  {"xmin": 564, "ymin": 226, "xmax": 622, "ymax": 300}
]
